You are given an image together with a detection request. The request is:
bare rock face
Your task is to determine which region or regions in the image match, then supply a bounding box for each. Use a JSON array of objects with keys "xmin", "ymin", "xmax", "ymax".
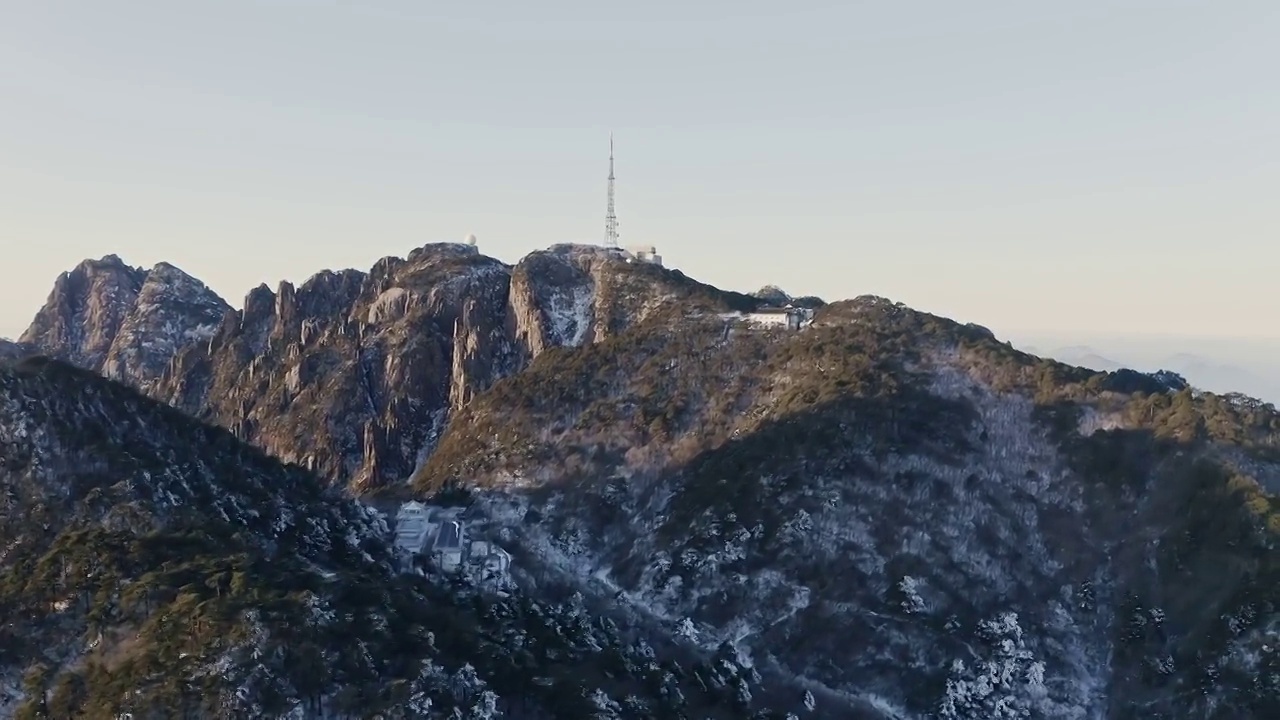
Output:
[
  {"xmin": 19, "ymin": 255, "xmax": 148, "ymax": 370},
  {"xmin": 17, "ymin": 256, "xmax": 231, "ymax": 392},
  {"xmin": 100, "ymin": 262, "xmax": 231, "ymax": 392},
  {"xmin": 507, "ymin": 247, "xmax": 600, "ymax": 360},
  {"xmin": 507, "ymin": 243, "xmax": 760, "ymax": 360},
  {"xmin": 19, "ymin": 243, "xmax": 761, "ymax": 491},
  {"xmin": 150, "ymin": 243, "xmax": 757, "ymax": 490},
  {"xmin": 155, "ymin": 244, "xmax": 512, "ymax": 490}
]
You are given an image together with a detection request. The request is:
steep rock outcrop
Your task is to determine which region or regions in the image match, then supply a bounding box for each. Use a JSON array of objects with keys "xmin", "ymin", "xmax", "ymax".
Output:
[
  {"xmin": 99, "ymin": 262, "xmax": 231, "ymax": 392},
  {"xmin": 148, "ymin": 243, "xmax": 764, "ymax": 491},
  {"xmin": 19, "ymin": 244, "xmax": 762, "ymax": 491},
  {"xmin": 155, "ymin": 245, "xmax": 507, "ymax": 490},
  {"xmin": 507, "ymin": 246, "xmax": 600, "ymax": 360},
  {"xmin": 19, "ymin": 255, "xmax": 148, "ymax": 369},
  {"xmin": 507, "ymin": 244, "xmax": 760, "ymax": 361},
  {"xmin": 17, "ymin": 256, "xmax": 233, "ymax": 393}
]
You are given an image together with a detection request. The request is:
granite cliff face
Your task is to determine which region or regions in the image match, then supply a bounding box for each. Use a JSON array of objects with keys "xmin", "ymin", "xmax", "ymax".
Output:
[
  {"xmin": 13, "ymin": 244, "xmax": 759, "ymax": 490},
  {"xmin": 17, "ymin": 255, "xmax": 230, "ymax": 392},
  {"xmin": 147, "ymin": 243, "xmax": 758, "ymax": 490},
  {"xmin": 19, "ymin": 255, "xmax": 148, "ymax": 370},
  {"xmin": 158, "ymin": 245, "xmax": 504, "ymax": 490},
  {"xmin": 100, "ymin": 262, "xmax": 231, "ymax": 393}
]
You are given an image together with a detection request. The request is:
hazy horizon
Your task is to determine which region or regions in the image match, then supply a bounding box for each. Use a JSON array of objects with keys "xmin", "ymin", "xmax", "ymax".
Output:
[{"xmin": 3, "ymin": 1, "xmax": 1278, "ymax": 343}]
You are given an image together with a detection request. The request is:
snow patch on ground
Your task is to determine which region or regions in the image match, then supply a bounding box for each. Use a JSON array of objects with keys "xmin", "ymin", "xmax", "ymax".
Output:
[{"xmin": 544, "ymin": 281, "xmax": 595, "ymax": 348}]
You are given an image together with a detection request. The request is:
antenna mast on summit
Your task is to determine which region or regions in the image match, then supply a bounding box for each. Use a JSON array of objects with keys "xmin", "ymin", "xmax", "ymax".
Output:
[{"xmin": 604, "ymin": 133, "xmax": 619, "ymax": 248}]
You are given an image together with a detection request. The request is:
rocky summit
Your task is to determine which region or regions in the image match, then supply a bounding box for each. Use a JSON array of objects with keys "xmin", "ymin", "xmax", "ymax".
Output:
[
  {"xmin": 3, "ymin": 245, "xmax": 1280, "ymax": 718},
  {"xmin": 15, "ymin": 243, "xmax": 760, "ymax": 492},
  {"xmin": 17, "ymin": 255, "xmax": 230, "ymax": 394}
]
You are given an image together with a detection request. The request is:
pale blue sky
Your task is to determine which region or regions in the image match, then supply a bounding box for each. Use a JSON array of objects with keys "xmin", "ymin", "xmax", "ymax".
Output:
[{"xmin": 1, "ymin": 1, "xmax": 1277, "ymax": 342}]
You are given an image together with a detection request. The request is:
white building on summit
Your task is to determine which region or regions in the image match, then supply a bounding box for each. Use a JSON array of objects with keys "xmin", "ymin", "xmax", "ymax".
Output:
[{"xmin": 624, "ymin": 244, "xmax": 663, "ymax": 266}]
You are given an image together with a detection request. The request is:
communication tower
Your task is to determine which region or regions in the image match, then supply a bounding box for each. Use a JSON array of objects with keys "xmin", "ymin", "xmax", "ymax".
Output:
[{"xmin": 604, "ymin": 133, "xmax": 619, "ymax": 248}]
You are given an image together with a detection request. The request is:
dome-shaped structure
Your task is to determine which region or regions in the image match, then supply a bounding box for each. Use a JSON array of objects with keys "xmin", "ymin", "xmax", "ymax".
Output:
[{"xmin": 464, "ymin": 233, "xmax": 477, "ymax": 246}]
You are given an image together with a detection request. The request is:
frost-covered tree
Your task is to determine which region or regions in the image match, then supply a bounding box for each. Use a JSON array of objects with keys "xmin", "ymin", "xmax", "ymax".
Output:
[
  {"xmin": 590, "ymin": 688, "xmax": 623, "ymax": 718},
  {"xmin": 675, "ymin": 617, "xmax": 699, "ymax": 641},
  {"xmin": 939, "ymin": 612, "xmax": 1047, "ymax": 719},
  {"xmin": 898, "ymin": 575, "xmax": 927, "ymax": 614},
  {"xmin": 469, "ymin": 690, "xmax": 501, "ymax": 719}
]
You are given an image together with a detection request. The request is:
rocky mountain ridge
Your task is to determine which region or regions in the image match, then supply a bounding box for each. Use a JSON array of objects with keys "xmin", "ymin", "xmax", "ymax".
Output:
[
  {"xmin": 17, "ymin": 254, "xmax": 230, "ymax": 394},
  {"xmin": 13, "ymin": 244, "xmax": 764, "ymax": 491},
  {"xmin": 9, "ymin": 243, "xmax": 1280, "ymax": 717}
]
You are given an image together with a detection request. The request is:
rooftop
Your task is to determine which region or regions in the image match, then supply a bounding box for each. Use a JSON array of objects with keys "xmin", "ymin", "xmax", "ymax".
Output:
[{"xmin": 436, "ymin": 521, "xmax": 462, "ymax": 550}]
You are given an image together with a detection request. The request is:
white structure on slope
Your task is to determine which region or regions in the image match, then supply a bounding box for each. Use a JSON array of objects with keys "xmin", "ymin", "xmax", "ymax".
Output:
[
  {"xmin": 741, "ymin": 307, "xmax": 812, "ymax": 330},
  {"xmin": 394, "ymin": 501, "xmax": 435, "ymax": 555},
  {"xmin": 393, "ymin": 502, "xmax": 515, "ymax": 578}
]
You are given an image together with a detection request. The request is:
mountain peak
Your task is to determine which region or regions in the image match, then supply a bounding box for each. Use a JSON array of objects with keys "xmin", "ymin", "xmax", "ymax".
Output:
[
  {"xmin": 19, "ymin": 255, "xmax": 148, "ymax": 369},
  {"xmin": 80, "ymin": 253, "xmax": 136, "ymax": 271},
  {"xmin": 99, "ymin": 261, "xmax": 231, "ymax": 390},
  {"xmin": 752, "ymin": 283, "xmax": 825, "ymax": 309}
]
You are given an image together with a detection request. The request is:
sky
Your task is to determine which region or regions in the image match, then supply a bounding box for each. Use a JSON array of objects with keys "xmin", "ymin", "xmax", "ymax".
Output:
[{"xmin": 1, "ymin": 0, "xmax": 1278, "ymax": 344}]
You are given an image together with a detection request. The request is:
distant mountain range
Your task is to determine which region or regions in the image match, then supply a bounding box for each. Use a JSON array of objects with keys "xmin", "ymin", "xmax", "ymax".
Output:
[{"xmin": 1021, "ymin": 343, "xmax": 1279, "ymax": 405}]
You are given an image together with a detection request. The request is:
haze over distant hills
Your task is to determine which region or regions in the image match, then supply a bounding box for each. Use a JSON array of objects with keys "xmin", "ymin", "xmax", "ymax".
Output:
[{"xmin": 1013, "ymin": 335, "xmax": 1280, "ymax": 406}]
